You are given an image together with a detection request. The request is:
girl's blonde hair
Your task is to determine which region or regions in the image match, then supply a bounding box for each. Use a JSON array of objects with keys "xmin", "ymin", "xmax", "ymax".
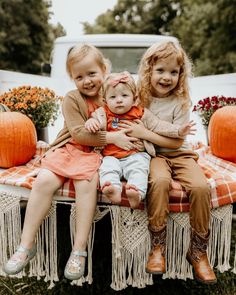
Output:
[
  {"xmin": 103, "ymin": 71, "xmax": 137, "ymax": 100},
  {"xmin": 66, "ymin": 44, "xmax": 110, "ymax": 78},
  {"xmin": 137, "ymin": 41, "xmax": 192, "ymax": 110}
]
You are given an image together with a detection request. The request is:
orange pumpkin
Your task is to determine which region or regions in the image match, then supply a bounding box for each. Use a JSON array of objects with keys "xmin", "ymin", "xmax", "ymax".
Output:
[
  {"xmin": 0, "ymin": 112, "xmax": 37, "ymax": 168},
  {"xmin": 208, "ymin": 106, "xmax": 236, "ymax": 163}
]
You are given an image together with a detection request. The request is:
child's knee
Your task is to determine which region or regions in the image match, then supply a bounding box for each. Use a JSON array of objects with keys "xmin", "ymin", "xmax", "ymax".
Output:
[
  {"xmin": 191, "ymin": 183, "xmax": 210, "ymax": 194},
  {"xmin": 32, "ymin": 173, "xmax": 57, "ymax": 193},
  {"xmin": 149, "ymin": 176, "xmax": 171, "ymax": 192},
  {"xmin": 189, "ymin": 185, "xmax": 211, "ymax": 203}
]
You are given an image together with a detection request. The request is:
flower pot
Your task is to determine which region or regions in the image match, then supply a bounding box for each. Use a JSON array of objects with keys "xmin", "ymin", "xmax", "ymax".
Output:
[{"xmin": 36, "ymin": 127, "xmax": 49, "ymax": 143}]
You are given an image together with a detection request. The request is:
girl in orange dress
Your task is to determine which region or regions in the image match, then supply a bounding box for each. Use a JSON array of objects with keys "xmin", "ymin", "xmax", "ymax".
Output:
[{"xmin": 3, "ymin": 44, "xmax": 138, "ymax": 281}]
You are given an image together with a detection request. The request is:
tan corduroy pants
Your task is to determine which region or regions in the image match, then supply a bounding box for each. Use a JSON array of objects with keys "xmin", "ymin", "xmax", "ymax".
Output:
[{"xmin": 147, "ymin": 150, "xmax": 211, "ymax": 236}]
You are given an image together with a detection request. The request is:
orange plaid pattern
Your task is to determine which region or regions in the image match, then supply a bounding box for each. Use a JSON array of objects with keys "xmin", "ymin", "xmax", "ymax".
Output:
[{"xmin": 0, "ymin": 141, "xmax": 236, "ymax": 212}]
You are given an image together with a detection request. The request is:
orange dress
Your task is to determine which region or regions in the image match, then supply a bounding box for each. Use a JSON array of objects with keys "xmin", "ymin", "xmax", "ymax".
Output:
[{"xmin": 41, "ymin": 100, "xmax": 102, "ymax": 181}]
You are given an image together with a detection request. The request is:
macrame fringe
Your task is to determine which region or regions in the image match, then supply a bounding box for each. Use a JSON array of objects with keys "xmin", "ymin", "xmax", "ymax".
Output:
[
  {"xmin": 0, "ymin": 187, "xmax": 234, "ymax": 290},
  {"xmin": 163, "ymin": 204, "xmax": 233, "ymax": 280},
  {"xmin": 0, "ymin": 192, "xmax": 22, "ymax": 277},
  {"xmin": 163, "ymin": 212, "xmax": 193, "ymax": 280},
  {"xmin": 28, "ymin": 201, "xmax": 59, "ymax": 289},
  {"xmin": 0, "ymin": 191, "xmax": 59, "ymax": 287},
  {"xmin": 208, "ymin": 205, "xmax": 232, "ymax": 273},
  {"xmin": 109, "ymin": 206, "xmax": 153, "ymax": 291}
]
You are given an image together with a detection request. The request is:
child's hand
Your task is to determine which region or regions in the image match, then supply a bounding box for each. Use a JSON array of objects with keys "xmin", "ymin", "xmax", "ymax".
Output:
[
  {"xmin": 85, "ymin": 118, "xmax": 101, "ymax": 133},
  {"xmin": 111, "ymin": 129, "xmax": 138, "ymax": 150},
  {"xmin": 133, "ymin": 140, "xmax": 145, "ymax": 152},
  {"xmin": 118, "ymin": 119, "xmax": 147, "ymax": 138},
  {"xmin": 178, "ymin": 120, "xmax": 196, "ymax": 137}
]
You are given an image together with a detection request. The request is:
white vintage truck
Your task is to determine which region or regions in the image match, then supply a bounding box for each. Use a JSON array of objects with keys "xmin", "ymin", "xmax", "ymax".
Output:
[
  {"xmin": 0, "ymin": 34, "xmax": 235, "ymax": 143},
  {"xmin": 0, "ymin": 35, "xmax": 236, "ymax": 290}
]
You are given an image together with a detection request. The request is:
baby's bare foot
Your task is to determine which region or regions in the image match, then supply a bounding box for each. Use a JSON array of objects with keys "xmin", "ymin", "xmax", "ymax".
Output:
[
  {"xmin": 125, "ymin": 184, "xmax": 141, "ymax": 209},
  {"xmin": 102, "ymin": 182, "xmax": 121, "ymax": 204}
]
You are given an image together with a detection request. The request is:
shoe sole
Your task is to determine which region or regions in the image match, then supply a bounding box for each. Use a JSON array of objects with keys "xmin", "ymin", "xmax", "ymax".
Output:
[
  {"xmin": 64, "ymin": 273, "xmax": 83, "ymax": 280},
  {"xmin": 145, "ymin": 268, "xmax": 165, "ymax": 275},
  {"xmin": 64, "ymin": 268, "xmax": 85, "ymax": 281},
  {"xmin": 186, "ymin": 254, "xmax": 217, "ymax": 285},
  {"xmin": 3, "ymin": 255, "xmax": 36, "ymax": 275},
  {"xmin": 195, "ymin": 276, "xmax": 217, "ymax": 285}
]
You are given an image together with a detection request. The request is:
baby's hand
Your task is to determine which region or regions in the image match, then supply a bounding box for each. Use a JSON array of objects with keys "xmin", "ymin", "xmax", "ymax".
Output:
[
  {"xmin": 133, "ymin": 140, "xmax": 145, "ymax": 152},
  {"xmin": 85, "ymin": 118, "xmax": 101, "ymax": 133},
  {"xmin": 178, "ymin": 120, "xmax": 196, "ymax": 137}
]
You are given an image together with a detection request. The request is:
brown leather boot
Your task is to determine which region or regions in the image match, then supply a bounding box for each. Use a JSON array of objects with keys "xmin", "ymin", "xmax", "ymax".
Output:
[
  {"xmin": 146, "ymin": 226, "xmax": 166, "ymax": 274},
  {"xmin": 186, "ymin": 230, "xmax": 217, "ymax": 284}
]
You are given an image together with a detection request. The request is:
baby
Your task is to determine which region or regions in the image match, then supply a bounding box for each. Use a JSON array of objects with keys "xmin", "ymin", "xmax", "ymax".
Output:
[{"xmin": 85, "ymin": 71, "xmax": 195, "ymax": 208}]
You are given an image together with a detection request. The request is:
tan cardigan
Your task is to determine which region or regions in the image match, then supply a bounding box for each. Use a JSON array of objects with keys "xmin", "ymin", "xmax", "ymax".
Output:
[
  {"xmin": 49, "ymin": 89, "xmax": 107, "ymax": 152},
  {"xmin": 92, "ymin": 106, "xmax": 182, "ymax": 157}
]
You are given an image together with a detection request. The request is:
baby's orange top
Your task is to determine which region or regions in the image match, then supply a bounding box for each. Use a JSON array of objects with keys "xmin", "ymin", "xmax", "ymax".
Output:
[{"xmin": 103, "ymin": 104, "xmax": 144, "ymax": 158}]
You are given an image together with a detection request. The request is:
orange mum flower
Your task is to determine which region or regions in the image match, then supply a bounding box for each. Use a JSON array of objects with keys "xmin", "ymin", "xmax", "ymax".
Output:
[{"xmin": 0, "ymin": 86, "xmax": 63, "ymax": 129}]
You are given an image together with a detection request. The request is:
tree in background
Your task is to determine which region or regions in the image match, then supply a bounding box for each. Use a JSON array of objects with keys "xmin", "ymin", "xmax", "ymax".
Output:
[
  {"xmin": 0, "ymin": 0, "xmax": 65, "ymax": 74},
  {"xmin": 169, "ymin": 0, "xmax": 236, "ymax": 75},
  {"xmin": 83, "ymin": 0, "xmax": 178, "ymax": 35},
  {"xmin": 83, "ymin": 0, "xmax": 236, "ymax": 76}
]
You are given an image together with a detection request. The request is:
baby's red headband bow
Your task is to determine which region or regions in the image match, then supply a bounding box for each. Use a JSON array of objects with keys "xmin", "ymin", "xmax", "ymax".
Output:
[{"xmin": 109, "ymin": 72, "xmax": 131, "ymax": 87}]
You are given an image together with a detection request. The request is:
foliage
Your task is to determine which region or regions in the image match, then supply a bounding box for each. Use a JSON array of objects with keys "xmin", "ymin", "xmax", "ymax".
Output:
[
  {"xmin": 83, "ymin": 0, "xmax": 236, "ymax": 76},
  {"xmin": 192, "ymin": 96, "xmax": 236, "ymax": 126},
  {"xmin": 0, "ymin": 86, "xmax": 62, "ymax": 129},
  {"xmin": 0, "ymin": 0, "xmax": 65, "ymax": 74},
  {"xmin": 168, "ymin": 0, "xmax": 236, "ymax": 75},
  {"xmin": 83, "ymin": 0, "xmax": 178, "ymax": 35}
]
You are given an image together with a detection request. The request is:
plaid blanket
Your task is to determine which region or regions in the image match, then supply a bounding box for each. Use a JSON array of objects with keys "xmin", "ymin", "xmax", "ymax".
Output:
[{"xmin": 0, "ymin": 141, "xmax": 236, "ymax": 212}]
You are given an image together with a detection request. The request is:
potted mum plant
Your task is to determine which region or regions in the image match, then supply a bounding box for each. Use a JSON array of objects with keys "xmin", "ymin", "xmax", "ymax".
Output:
[
  {"xmin": 193, "ymin": 95, "xmax": 236, "ymax": 127},
  {"xmin": 0, "ymin": 86, "xmax": 62, "ymax": 142},
  {"xmin": 192, "ymin": 95, "xmax": 236, "ymax": 144}
]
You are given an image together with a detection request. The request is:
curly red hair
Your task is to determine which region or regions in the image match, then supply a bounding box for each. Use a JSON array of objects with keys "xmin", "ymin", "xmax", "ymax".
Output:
[{"xmin": 137, "ymin": 41, "xmax": 192, "ymax": 110}]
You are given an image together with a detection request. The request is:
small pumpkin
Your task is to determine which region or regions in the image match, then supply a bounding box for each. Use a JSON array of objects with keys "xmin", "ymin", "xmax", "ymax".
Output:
[
  {"xmin": 0, "ymin": 112, "xmax": 37, "ymax": 168},
  {"xmin": 208, "ymin": 106, "xmax": 236, "ymax": 163},
  {"xmin": 0, "ymin": 103, "xmax": 10, "ymax": 112}
]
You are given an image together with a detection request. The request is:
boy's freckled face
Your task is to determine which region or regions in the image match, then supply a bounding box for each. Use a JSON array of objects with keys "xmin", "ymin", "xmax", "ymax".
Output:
[
  {"xmin": 71, "ymin": 53, "xmax": 105, "ymax": 98},
  {"xmin": 151, "ymin": 55, "xmax": 180, "ymax": 98},
  {"xmin": 105, "ymin": 83, "xmax": 135, "ymax": 115}
]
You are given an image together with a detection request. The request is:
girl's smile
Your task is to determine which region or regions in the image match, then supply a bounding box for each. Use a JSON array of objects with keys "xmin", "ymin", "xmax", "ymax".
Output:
[
  {"xmin": 71, "ymin": 53, "xmax": 105, "ymax": 98},
  {"xmin": 151, "ymin": 55, "xmax": 180, "ymax": 97}
]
